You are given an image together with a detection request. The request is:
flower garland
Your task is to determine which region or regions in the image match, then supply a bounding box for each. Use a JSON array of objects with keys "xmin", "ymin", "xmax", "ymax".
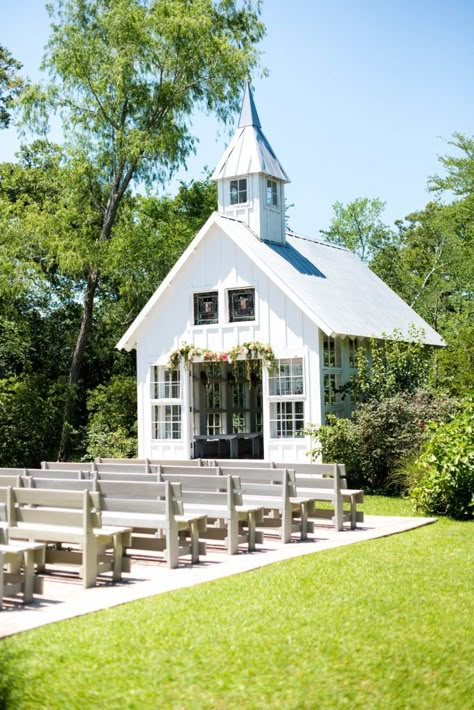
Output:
[{"xmin": 167, "ymin": 341, "xmax": 276, "ymax": 381}]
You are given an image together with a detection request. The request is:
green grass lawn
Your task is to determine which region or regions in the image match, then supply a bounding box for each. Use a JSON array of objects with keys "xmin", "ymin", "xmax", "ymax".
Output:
[{"xmin": 2, "ymin": 497, "xmax": 473, "ymax": 710}]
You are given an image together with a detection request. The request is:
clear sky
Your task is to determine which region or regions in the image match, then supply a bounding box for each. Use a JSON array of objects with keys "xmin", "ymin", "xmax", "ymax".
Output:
[{"xmin": 1, "ymin": 0, "xmax": 473, "ymax": 237}]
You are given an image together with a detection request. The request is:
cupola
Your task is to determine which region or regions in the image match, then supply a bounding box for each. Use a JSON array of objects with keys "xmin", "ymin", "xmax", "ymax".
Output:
[{"xmin": 212, "ymin": 84, "xmax": 290, "ymax": 244}]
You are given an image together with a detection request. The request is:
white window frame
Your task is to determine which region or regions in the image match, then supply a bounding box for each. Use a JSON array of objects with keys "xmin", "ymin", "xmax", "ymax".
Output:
[
  {"xmin": 230, "ymin": 178, "xmax": 248, "ymax": 205},
  {"xmin": 266, "ymin": 179, "xmax": 278, "ymax": 207},
  {"xmin": 150, "ymin": 365, "xmax": 183, "ymax": 440},
  {"xmin": 268, "ymin": 358, "xmax": 305, "ymax": 439}
]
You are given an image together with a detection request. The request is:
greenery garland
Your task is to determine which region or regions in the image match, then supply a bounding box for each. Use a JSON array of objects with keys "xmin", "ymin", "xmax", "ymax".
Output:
[{"xmin": 167, "ymin": 341, "xmax": 276, "ymax": 383}]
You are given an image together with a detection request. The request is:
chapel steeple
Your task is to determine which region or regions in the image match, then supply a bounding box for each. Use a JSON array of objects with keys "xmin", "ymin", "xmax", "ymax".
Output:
[{"xmin": 212, "ymin": 84, "xmax": 290, "ymax": 244}]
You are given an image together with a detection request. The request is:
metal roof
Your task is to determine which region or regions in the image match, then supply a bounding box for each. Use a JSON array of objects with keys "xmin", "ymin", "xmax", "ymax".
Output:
[
  {"xmin": 214, "ymin": 216, "xmax": 445, "ymax": 346},
  {"xmin": 211, "ymin": 86, "xmax": 289, "ymax": 183},
  {"xmin": 117, "ymin": 213, "xmax": 445, "ymax": 350}
]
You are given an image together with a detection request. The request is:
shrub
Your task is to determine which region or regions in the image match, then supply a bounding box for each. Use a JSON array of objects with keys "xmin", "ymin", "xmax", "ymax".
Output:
[
  {"xmin": 84, "ymin": 375, "xmax": 137, "ymax": 460},
  {"xmin": 305, "ymin": 391, "xmax": 456, "ymax": 493},
  {"xmin": 409, "ymin": 397, "xmax": 474, "ymax": 519}
]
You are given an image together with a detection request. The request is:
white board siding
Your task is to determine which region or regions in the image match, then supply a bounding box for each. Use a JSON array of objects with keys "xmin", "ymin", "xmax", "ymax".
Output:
[{"xmin": 133, "ymin": 223, "xmax": 322, "ymax": 461}]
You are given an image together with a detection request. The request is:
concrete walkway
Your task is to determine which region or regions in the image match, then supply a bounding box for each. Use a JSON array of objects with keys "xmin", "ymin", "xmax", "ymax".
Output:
[{"xmin": 0, "ymin": 515, "xmax": 435, "ymax": 638}]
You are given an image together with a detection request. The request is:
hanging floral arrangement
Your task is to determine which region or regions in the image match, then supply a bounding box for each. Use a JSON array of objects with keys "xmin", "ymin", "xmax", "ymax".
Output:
[{"xmin": 167, "ymin": 341, "xmax": 276, "ymax": 382}]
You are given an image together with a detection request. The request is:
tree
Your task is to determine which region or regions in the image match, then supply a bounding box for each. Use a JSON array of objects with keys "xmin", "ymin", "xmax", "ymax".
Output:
[
  {"xmin": 319, "ymin": 197, "xmax": 394, "ymax": 263},
  {"xmin": 0, "ymin": 45, "xmax": 22, "ymax": 128},
  {"xmin": 22, "ymin": 0, "xmax": 265, "ymax": 458}
]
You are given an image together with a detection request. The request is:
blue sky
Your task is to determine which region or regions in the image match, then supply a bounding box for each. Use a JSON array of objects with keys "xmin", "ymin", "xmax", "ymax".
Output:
[{"xmin": 1, "ymin": 0, "xmax": 473, "ymax": 236}]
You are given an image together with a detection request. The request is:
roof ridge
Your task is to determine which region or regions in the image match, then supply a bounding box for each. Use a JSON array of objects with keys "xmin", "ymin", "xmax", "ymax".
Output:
[{"xmin": 286, "ymin": 231, "xmax": 351, "ymax": 253}]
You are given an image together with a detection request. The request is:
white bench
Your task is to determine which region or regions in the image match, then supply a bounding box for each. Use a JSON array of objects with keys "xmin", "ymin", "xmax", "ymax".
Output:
[
  {"xmin": 277, "ymin": 463, "xmax": 364, "ymax": 530},
  {"xmin": 96, "ymin": 480, "xmax": 206, "ymax": 568},
  {"xmin": 160, "ymin": 473, "xmax": 263, "ymax": 554},
  {"xmin": 219, "ymin": 467, "xmax": 314, "ymax": 543},
  {"xmin": 5, "ymin": 487, "xmax": 131, "ymax": 588}
]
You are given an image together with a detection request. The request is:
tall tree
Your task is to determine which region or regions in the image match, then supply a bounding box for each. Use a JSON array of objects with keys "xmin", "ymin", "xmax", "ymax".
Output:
[
  {"xmin": 22, "ymin": 0, "xmax": 265, "ymax": 458},
  {"xmin": 0, "ymin": 46, "xmax": 22, "ymax": 128},
  {"xmin": 320, "ymin": 197, "xmax": 393, "ymax": 263}
]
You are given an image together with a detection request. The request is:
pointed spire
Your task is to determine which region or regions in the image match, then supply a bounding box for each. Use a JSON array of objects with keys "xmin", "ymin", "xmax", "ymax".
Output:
[{"xmin": 238, "ymin": 82, "xmax": 261, "ymax": 129}]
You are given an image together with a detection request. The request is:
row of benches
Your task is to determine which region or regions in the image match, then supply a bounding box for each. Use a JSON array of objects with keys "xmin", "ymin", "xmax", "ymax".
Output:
[{"xmin": 0, "ymin": 461, "xmax": 363, "ymax": 607}]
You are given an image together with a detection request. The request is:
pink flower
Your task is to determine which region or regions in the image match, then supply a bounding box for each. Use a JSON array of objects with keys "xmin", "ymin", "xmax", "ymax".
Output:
[{"xmin": 221, "ymin": 353, "xmax": 228, "ymax": 361}]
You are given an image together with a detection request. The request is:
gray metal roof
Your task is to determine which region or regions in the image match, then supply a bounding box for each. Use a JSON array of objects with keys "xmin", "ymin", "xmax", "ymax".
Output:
[
  {"xmin": 214, "ymin": 215, "xmax": 445, "ymax": 346},
  {"xmin": 211, "ymin": 86, "xmax": 289, "ymax": 183}
]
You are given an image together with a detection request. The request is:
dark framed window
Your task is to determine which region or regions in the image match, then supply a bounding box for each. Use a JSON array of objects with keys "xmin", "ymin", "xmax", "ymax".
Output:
[
  {"xmin": 266, "ymin": 179, "xmax": 278, "ymax": 207},
  {"xmin": 194, "ymin": 291, "xmax": 218, "ymax": 325},
  {"xmin": 230, "ymin": 178, "xmax": 248, "ymax": 205},
  {"xmin": 228, "ymin": 288, "xmax": 255, "ymax": 322}
]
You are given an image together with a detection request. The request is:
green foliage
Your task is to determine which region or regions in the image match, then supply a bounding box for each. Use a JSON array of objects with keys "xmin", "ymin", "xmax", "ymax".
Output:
[
  {"xmin": 409, "ymin": 397, "xmax": 474, "ymax": 519},
  {"xmin": 85, "ymin": 375, "xmax": 137, "ymax": 460},
  {"xmin": 3, "ymin": 504, "xmax": 474, "ymax": 708},
  {"xmin": 346, "ymin": 327, "xmax": 431, "ymax": 403},
  {"xmin": 320, "ymin": 196, "xmax": 394, "ymax": 263},
  {"xmin": 306, "ymin": 391, "xmax": 456, "ymax": 492},
  {"xmin": 0, "ymin": 376, "xmax": 64, "ymax": 466},
  {"xmin": 0, "ymin": 45, "xmax": 22, "ymax": 129}
]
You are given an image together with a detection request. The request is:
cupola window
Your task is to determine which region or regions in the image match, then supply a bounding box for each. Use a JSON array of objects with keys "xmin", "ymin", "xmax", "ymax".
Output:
[
  {"xmin": 266, "ymin": 179, "xmax": 278, "ymax": 207},
  {"xmin": 194, "ymin": 291, "xmax": 218, "ymax": 325},
  {"xmin": 230, "ymin": 178, "xmax": 247, "ymax": 205},
  {"xmin": 228, "ymin": 288, "xmax": 255, "ymax": 322}
]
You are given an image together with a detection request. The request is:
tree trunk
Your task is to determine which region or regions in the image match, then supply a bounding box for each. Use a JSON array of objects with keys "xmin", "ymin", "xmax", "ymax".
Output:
[{"xmin": 57, "ymin": 269, "xmax": 99, "ymax": 460}]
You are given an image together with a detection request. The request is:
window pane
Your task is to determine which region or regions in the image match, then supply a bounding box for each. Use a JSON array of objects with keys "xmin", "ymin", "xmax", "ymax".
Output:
[
  {"xmin": 230, "ymin": 178, "xmax": 247, "ymax": 205},
  {"xmin": 228, "ymin": 288, "xmax": 255, "ymax": 322},
  {"xmin": 152, "ymin": 405, "xmax": 181, "ymax": 440},
  {"xmin": 268, "ymin": 359, "xmax": 304, "ymax": 396},
  {"xmin": 266, "ymin": 179, "xmax": 278, "ymax": 206},
  {"xmin": 270, "ymin": 400, "xmax": 304, "ymax": 439},
  {"xmin": 151, "ymin": 366, "xmax": 180, "ymax": 399},
  {"xmin": 194, "ymin": 291, "xmax": 218, "ymax": 325}
]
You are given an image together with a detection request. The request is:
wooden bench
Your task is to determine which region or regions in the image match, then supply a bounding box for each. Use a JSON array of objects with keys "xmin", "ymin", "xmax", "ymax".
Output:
[
  {"xmin": 27, "ymin": 468, "xmax": 89, "ymax": 480},
  {"xmin": 96, "ymin": 480, "xmax": 206, "ymax": 568},
  {"xmin": 41, "ymin": 462, "xmax": 95, "ymax": 473},
  {"xmin": 0, "ymin": 537, "xmax": 46, "ymax": 608},
  {"xmin": 219, "ymin": 467, "xmax": 314, "ymax": 543},
  {"xmin": 95, "ymin": 457, "xmax": 205, "ymax": 467},
  {"xmin": 276, "ymin": 463, "xmax": 364, "ymax": 530},
  {"xmin": 159, "ymin": 473, "xmax": 263, "ymax": 554},
  {"xmin": 24, "ymin": 476, "xmax": 97, "ymax": 491},
  {"xmin": 5, "ymin": 488, "xmax": 131, "ymax": 588}
]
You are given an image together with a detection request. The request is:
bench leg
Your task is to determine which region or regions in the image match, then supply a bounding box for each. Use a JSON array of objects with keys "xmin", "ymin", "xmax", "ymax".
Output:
[
  {"xmin": 83, "ymin": 538, "xmax": 98, "ymax": 588},
  {"xmin": 0, "ymin": 551, "xmax": 4, "ymax": 610},
  {"xmin": 167, "ymin": 528, "xmax": 179, "ymax": 569},
  {"xmin": 190, "ymin": 520, "xmax": 200, "ymax": 563},
  {"xmin": 248, "ymin": 511, "xmax": 257, "ymax": 552},
  {"xmin": 350, "ymin": 496, "xmax": 357, "ymax": 529},
  {"xmin": 335, "ymin": 493, "xmax": 343, "ymax": 532},
  {"xmin": 228, "ymin": 514, "xmax": 239, "ymax": 555},
  {"xmin": 23, "ymin": 548, "xmax": 36, "ymax": 603},
  {"xmin": 112, "ymin": 534, "xmax": 123, "ymax": 583},
  {"xmin": 282, "ymin": 504, "xmax": 292, "ymax": 544},
  {"xmin": 300, "ymin": 502, "xmax": 310, "ymax": 541}
]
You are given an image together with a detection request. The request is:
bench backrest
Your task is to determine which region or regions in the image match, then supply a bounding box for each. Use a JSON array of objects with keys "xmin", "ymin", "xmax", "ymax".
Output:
[
  {"xmin": 227, "ymin": 468, "xmax": 295, "ymax": 499},
  {"xmin": 93, "ymin": 462, "xmax": 160, "ymax": 474},
  {"xmin": 96, "ymin": 480, "xmax": 183, "ymax": 516},
  {"xmin": 97, "ymin": 480, "xmax": 182, "ymax": 521},
  {"xmin": 274, "ymin": 462, "xmax": 347, "ymax": 486},
  {"xmin": 208, "ymin": 459, "xmax": 273, "ymax": 469},
  {"xmin": 0, "ymin": 468, "xmax": 27, "ymax": 477},
  {"xmin": 0, "ymin": 475, "xmax": 22, "ymax": 487},
  {"xmin": 24, "ymin": 477, "xmax": 96, "ymax": 491},
  {"xmin": 93, "ymin": 471, "xmax": 160, "ymax": 483},
  {"xmin": 25, "ymin": 468, "xmax": 88, "ymax": 480},
  {"xmin": 41, "ymin": 461, "xmax": 95, "ymax": 472},
  {"xmin": 160, "ymin": 473, "xmax": 241, "ymax": 509},
  {"xmin": 7, "ymin": 487, "xmax": 101, "ymax": 531},
  {"xmin": 96, "ymin": 457, "xmax": 204, "ymax": 467},
  {"xmin": 160, "ymin": 465, "xmax": 220, "ymax": 477}
]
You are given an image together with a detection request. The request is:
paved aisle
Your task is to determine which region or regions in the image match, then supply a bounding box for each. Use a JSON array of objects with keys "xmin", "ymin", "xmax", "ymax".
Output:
[{"xmin": 0, "ymin": 515, "xmax": 435, "ymax": 638}]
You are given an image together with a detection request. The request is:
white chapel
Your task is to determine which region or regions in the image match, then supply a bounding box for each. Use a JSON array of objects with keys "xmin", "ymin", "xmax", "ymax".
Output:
[{"xmin": 117, "ymin": 85, "xmax": 443, "ymax": 463}]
